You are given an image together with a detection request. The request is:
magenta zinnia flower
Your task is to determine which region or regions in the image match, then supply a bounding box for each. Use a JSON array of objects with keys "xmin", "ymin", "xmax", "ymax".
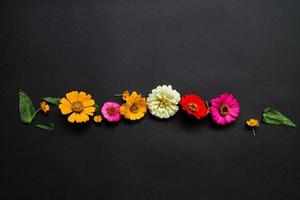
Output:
[
  {"xmin": 101, "ymin": 102, "xmax": 121, "ymax": 122},
  {"xmin": 210, "ymin": 93, "xmax": 240, "ymax": 125}
]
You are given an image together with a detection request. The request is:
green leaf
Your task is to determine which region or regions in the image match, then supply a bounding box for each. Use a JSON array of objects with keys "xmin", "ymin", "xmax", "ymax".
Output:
[
  {"xmin": 42, "ymin": 97, "xmax": 61, "ymax": 106},
  {"xmin": 262, "ymin": 107, "xmax": 296, "ymax": 128},
  {"xmin": 94, "ymin": 104, "xmax": 100, "ymax": 112},
  {"xmin": 34, "ymin": 123, "xmax": 55, "ymax": 131},
  {"xmin": 19, "ymin": 90, "xmax": 36, "ymax": 124}
]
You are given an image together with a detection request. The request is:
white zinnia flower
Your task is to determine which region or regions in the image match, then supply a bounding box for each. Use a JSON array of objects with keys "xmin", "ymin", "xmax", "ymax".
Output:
[{"xmin": 147, "ymin": 85, "xmax": 181, "ymax": 119}]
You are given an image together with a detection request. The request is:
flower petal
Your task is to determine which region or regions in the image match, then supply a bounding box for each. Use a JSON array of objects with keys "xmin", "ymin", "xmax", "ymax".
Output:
[
  {"xmin": 66, "ymin": 91, "xmax": 79, "ymax": 103},
  {"xmin": 59, "ymin": 104, "xmax": 72, "ymax": 115},
  {"xmin": 225, "ymin": 115, "xmax": 235, "ymax": 123},
  {"xmin": 217, "ymin": 117, "xmax": 226, "ymax": 125},
  {"xmin": 83, "ymin": 99, "xmax": 95, "ymax": 107},
  {"xmin": 83, "ymin": 107, "xmax": 96, "ymax": 115},
  {"xmin": 229, "ymin": 107, "xmax": 240, "ymax": 117},
  {"xmin": 79, "ymin": 113, "xmax": 89, "ymax": 122},
  {"xmin": 68, "ymin": 113, "xmax": 77, "ymax": 123},
  {"xmin": 75, "ymin": 113, "xmax": 84, "ymax": 123},
  {"xmin": 60, "ymin": 97, "xmax": 71, "ymax": 107},
  {"xmin": 78, "ymin": 92, "xmax": 91, "ymax": 102}
]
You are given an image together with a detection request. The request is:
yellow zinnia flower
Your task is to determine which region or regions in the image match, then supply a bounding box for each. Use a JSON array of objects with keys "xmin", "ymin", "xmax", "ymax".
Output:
[
  {"xmin": 93, "ymin": 115, "xmax": 103, "ymax": 123},
  {"xmin": 122, "ymin": 90, "xmax": 130, "ymax": 100},
  {"xmin": 40, "ymin": 101, "xmax": 50, "ymax": 113},
  {"xmin": 120, "ymin": 91, "xmax": 147, "ymax": 120},
  {"xmin": 246, "ymin": 118, "xmax": 260, "ymax": 127},
  {"xmin": 246, "ymin": 118, "xmax": 260, "ymax": 136},
  {"xmin": 59, "ymin": 91, "xmax": 96, "ymax": 123}
]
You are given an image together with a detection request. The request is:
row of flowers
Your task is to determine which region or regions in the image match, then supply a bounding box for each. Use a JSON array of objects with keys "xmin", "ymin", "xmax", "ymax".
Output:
[
  {"xmin": 19, "ymin": 85, "xmax": 296, "ymax": 135},
  {"xmin": 58, "ymin": 85, "xmax": 239, "ymax": 125}
]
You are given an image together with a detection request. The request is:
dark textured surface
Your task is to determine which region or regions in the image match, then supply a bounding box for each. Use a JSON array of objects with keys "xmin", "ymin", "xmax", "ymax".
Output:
[{"xmin": 1, "ymin": 0, "xmax": 300, "ymax": 199}]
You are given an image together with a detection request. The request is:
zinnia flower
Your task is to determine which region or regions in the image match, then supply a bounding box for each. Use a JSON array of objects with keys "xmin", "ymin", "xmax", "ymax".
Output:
[
  {"xmin": 210, "ymin": 93, "xmax": 240, "ymax": 125},
  {"xmin": 101, "ymin": 102, "xmax": 121, "ymax": 122},
  {"xmin": 122, "ymin": 90, "xmax": 130, "ymax": 100},
  {"xmin": 120, "ymin": 91, "xmax": 147, "ymax": 120},
  {"xmin": 93, "ymin": 115, "xmax": 103, "ymax": 123},
  {"xmin": 59, "ymin": 91, "xmax": 96, "ymax": 123},
  {"xmin": 246, "ymin": 118, "xmax": 260, "ymax": 136},
  {"xmin": 40, "ymin": 101, "xmax": 50, "ymax": 113},
  {"xmin": 147, "ymin": 85, "xmax": 180, "ymax": 119},
  {"xmin": 246, "ymin": 118, "xmax": 259, "ymax": 127},
  {"xmin": 180, "ymin": 94, "xmax": 208, "ymax": 119}
]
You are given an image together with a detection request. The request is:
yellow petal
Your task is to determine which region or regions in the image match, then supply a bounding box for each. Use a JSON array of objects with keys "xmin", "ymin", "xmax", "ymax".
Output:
[
  {"xmin": 77, "ymin": 91, "xmax": 86, "ymax": 101},
  {"xmin": 68, "ymin": 113, "xmax": 77, "ymax": 123},
  {"xmin": 120, "ymin": 104, "xmax": 126, "ymax": 113},
  {"xmin": 78, "ymin": 92, "xmax": 91, "ymax": 102},
  {"xmin": 75, "ymin": 114, "xmax": 83, "ymax": 123},
  {"xmin": 75, "ymin": 113, "xmax": 89, "ymax": 123},
  {"xmin": 60, "ymin": 97, "xmax": 71, "ymax": 107},
  {"xmin": 66, "ymin": 91, "xmax": 79, "ymax": 103},
  {"xmin": 83, "ymin": 107, "xmax": 96, "ymax": 115},
  {"xmin": 122, "ymin": 90, "xmax": 130, "ymax": 100},
  {"xmin": 83, "ymin": 99, "xmax": 95, "ymax": 107},
  {"xmin": 59, "ymin": 104, "xmax": 72, "ymax": 115},
  {"xmin": 79, "ymin": 113, "xmax": 89, "ymax": 122},
  {"xmin": 131, "ymin": 91, "xmax": 140, "ymax": 99}
]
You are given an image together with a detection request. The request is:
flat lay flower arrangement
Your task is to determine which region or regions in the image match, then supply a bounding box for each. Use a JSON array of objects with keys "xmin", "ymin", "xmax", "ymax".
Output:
[{"xmin": 19, "ymin": 85, "xmax": 296, "ymax": 135}]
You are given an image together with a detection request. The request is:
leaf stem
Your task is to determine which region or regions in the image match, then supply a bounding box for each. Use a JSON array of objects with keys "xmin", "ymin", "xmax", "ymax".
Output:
[
  {"xmin": 30, "ymin": 108, "xmax": 41, "ymax": 123},
  {"xmin": 205, "ymin": 101, "xmax": 210, "ymax": 114},
  {"xmin": 252, "ymin": 128, "xmax": 256, "ymax": 136}
]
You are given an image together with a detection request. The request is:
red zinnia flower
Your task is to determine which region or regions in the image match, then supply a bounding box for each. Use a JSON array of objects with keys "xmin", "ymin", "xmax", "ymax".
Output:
[{"xmin": 180, "ymin": 94, "xmax": 208, "ymax": 119}]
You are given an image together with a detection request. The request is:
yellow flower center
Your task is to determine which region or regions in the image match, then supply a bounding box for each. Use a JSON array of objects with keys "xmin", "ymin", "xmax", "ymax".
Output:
[
  {"xmin": 72, "ymin": 101, "xmax": 83, "ymax": 113},
  {"xmin": 158, "ymin": 98, "xmax": 168, "ymax": 108},
  {"xmin": 130, "ymin": 104, "xmax": 139, "ymax": 113},
  {"xmin": 188, "ymin": 103, "xmax": 198, "ymax": 112},
  {"xmin": 107, "ymin": 107, "xmax": 117, "ymax": 115},
  {"xmin": 220, "ymin": 104, "xmax": 229, "ymax": 116}
]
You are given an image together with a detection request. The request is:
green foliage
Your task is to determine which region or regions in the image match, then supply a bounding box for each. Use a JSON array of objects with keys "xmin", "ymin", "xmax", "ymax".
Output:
[
  {"xmin": 262, "ymin": 107, "xmax": 296, "ymax": 128},
  {"xmin": 19, "ymin": 90, "xmax": 35, "ymax": 124}
]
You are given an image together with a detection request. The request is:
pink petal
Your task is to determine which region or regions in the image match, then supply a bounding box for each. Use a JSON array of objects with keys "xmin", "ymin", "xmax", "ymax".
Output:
[
  {"xmin": 217, "ymin": 117, "xmax": 226, "ymax": 125},
  {"xmin": 211, "ymin": 108, "xmax": 221, "ymax": 119},
  {"xmin": 225, "ymin": 115, "xmax": 236, "ymax": 124},
  {"xmin": 211, "ymin": 97, "xmax": 221, "ymax": 107},
  {"xmin": 210, "ymin": 107, "xmax": 219, "ymax": 113},
  {"xmin": 229, "ymin": 108, "xmax": 240, "ymax": 117},
  {"xmin": 224, "ymin": 95, "xmax": 234, "ymax": 104},
  {"xmin": 220, "ymin": 93, "xmax": 229, "ymax": 100},
  {"xmin": 228, "ymin": 99, "xmax": 239, "ymax": 107}
]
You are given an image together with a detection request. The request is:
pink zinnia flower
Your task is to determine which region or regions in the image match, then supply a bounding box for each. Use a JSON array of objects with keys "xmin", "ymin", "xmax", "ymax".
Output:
[
  {"xmin": 101, "ymin": 102, "xmax": 121, "ymax": 122},
  {"xmin": 210, "ymin": 93, "xmax": 240, "ymax": 125}
]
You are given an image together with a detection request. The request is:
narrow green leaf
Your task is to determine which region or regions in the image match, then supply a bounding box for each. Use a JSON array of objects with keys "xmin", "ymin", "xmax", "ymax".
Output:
[
  {"xmin": 94, "ymin": 104, "xmax": 100, "ymax": 112},
  {"xmin": 34, "ymin": 123, "xmax": 55, "ymax": 131},
  {"xmin": 19, "ymin": 90, "xmax": 35, "ymax": 124},
  {"xmin": 42, "ymin": 97, "xmax": 61, "ymax": 106},
  {"xmin": 262, "ymin": 107, "xmax": 296, "ymax": 128}
]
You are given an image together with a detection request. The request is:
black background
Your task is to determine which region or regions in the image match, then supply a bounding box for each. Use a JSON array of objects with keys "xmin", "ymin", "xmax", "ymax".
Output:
[{"xmin": 1, "ymin": 0, "xmax": 300, "ymax": 199}]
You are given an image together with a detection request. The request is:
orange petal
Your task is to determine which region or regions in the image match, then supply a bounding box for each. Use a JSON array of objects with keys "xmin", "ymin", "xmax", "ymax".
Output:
[
  {"xmin": 83, "ymin": 107, "xmax": 96, "ymax": 115},
  {"xmin": 83, "ymin": 99, "xmax": 95, "ymax": 107},
  {"xmin": 66, "ymin": 91, "xmax": 78, "ymax": 103},
  {"xmin": 60, "ymin": 97, "xmax": 71, "ymax": 107},
  {"xmin": 68, "ymin": 113, "xmax": 77, "ymax": 123},
  {"xmin": 79, "ymin": 113, "xmax": 89, "ymax": 122},
  {"xmin": 59, "ymin": 104, "xmax": 72, "ymax": 115},
  {"xmin": 78, "ymin": 92, "xmax": 91, "ymax": 102}
]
